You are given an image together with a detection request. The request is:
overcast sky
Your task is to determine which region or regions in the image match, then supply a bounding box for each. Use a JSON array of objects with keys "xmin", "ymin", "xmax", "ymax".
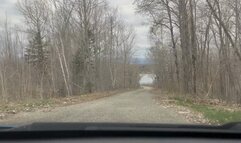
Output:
[
  {"xmin": 107, "ymin": 0, "xmax": 151, "ymax": 58},
  {"xmin": 0, "ymin": 0, "xmax": 150, "ymax": 58}
]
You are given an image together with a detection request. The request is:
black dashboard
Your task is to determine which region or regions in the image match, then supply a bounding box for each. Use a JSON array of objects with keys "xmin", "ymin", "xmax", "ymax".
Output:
[
  {"xmin": 1, "ymin": 123, "xmax": 241, "ymax": 143},
  {"xmin": 2, "ymin": 138, "xmax": 241, "ymax": 143}
]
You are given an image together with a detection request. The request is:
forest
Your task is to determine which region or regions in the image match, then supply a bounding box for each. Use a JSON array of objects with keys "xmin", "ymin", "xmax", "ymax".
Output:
[
  {"xmin": 135, "ymin": 0, "xmax": 241, "ymax": 103},
  {"xmin": 0, "ymin": 0, "xmax": 140, "ymax": 102}
]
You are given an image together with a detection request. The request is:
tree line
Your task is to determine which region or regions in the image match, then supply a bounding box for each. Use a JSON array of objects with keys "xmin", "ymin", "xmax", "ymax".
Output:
[
  {"xmin": 0, "ymin": 0, "xmax": 139, "ymax": 101},
  {"xmin": 135, "ymin": 0, "xmax": 241, "ymax": 103}
]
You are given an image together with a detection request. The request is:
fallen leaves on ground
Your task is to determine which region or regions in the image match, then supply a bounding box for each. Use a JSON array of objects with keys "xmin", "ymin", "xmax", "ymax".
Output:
[
  {"xmin": 153, "ymin": 90, "xmax": 211, "ymax": 124},
  {"xmin": 0, "ymin": 90, "xmax": 125, "ymax": 120}
]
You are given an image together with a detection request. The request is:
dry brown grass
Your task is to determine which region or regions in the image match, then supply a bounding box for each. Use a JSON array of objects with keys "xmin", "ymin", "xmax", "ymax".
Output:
[{"xmin": 0, "ymin": 89, "xmax": 128, "ymax": 120}]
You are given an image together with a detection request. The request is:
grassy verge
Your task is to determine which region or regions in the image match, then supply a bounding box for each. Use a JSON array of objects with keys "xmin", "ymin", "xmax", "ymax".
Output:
[{"xmin": 173, "ymin": 96, "xmax": 241, "ymax": 124}]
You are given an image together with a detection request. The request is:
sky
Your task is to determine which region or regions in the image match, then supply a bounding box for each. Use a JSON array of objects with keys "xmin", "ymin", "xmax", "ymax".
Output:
[
  {"xmin": 0, "ymin": 0, "xmax": 21, "ymax": 24},
  {"xmin": 0, "ymin": 0, "xmax": 150, "ymax": 58},
  {"xmin": 107, "ymin": 0, "xmax": 151, "ymax": 58}
]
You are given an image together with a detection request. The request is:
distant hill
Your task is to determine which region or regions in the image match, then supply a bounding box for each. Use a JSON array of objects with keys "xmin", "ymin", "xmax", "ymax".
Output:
[{"xmin": 131, "ymin": 57, "xmax": 153, "ymax": 65}]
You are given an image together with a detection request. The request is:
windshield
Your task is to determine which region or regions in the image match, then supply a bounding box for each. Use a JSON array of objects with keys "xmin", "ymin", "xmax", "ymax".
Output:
[{"xmin": 0, "ymin": 0, "xmax": 240, "ymax": 126}]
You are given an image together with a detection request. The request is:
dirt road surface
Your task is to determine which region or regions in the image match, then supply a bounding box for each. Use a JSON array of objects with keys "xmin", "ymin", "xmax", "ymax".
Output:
[{"xmin": 0, "ymin": 88, "xmax": 189, "ymax": 125}]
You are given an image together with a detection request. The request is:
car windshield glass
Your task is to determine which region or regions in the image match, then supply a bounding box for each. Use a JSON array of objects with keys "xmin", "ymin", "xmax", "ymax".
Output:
[{"xmin": 0, "ymin": 0, "xmax": 240, "ymax": 126}]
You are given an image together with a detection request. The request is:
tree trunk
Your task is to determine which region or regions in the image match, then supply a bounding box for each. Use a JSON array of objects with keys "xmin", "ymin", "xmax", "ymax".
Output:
[
  {"xmin": 165, "ymin": 0, "xmax": 180, "ymax": 89},
  {"xmin": 178, "ymin": 0, "xmax": 192, "ymax": 93}
]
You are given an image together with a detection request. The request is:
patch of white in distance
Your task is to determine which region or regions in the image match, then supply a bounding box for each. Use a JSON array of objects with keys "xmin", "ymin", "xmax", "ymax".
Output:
[{"xmin": 139, "ymin": 74, "xmax": 155, "ymax": 85}]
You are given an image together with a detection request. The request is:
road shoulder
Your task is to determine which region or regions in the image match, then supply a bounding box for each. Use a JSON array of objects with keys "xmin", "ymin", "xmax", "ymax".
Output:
[{"xmin": 151, "ymin": 89, "xmax": 210, "ymax": 124}]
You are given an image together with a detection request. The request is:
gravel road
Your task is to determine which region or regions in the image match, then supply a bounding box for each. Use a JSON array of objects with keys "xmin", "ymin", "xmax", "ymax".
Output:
[{"xmin": 0, "ymin": 88, "xmax": 189, "ymax": 125}]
